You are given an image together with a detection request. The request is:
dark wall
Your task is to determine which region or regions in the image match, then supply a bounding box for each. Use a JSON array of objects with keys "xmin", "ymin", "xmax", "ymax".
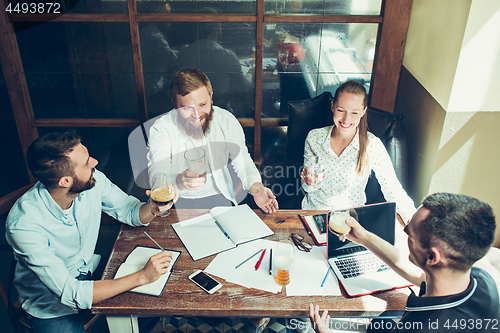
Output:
[{"xmin": 0, "ymin": 67, "xmax": 31, "ymax": 198}]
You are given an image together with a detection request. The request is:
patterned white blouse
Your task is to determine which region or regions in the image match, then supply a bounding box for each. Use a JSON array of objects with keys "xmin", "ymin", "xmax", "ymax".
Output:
[{"xmin": 301, "ymin": 125, "xmax": 416, "ymax": 223}]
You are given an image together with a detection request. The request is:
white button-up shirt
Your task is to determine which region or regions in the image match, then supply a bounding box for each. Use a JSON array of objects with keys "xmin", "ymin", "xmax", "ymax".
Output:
[
  {"xmin": 302, "ymin": 126, "xmax": 416, "ymax": 223},
  {"xmin": 147, "ymin": 106, "xmax": 261, "ymax": 205}
]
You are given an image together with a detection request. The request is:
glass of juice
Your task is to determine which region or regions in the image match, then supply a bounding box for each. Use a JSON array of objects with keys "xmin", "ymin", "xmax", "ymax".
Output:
[{"xmin": 274, "ymin": 240, "xmax": 295, "ymax": 286}]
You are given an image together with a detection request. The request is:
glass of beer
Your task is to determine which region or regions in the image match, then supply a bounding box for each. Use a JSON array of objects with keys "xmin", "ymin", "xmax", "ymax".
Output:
[
  {"xmin": 274, "ymin": 240, "xmax": 295, "ymax": 286},
  {"xmin": 184, "ymin": 147, "xmax": 206, "ymax": 183},
  {"xmin": 150, "ymin": 175, "xmax": 175, "ymax": 217},
  {"xmin": 329, "ymin": 209, "xmax": 351, "ymax": 236}
]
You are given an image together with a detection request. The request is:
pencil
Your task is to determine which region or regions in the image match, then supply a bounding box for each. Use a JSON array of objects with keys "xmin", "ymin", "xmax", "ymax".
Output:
[
  {"xmin": 235, "ymin": 249, "xmax": 264, "ymax": 269},
  {"xmin": 255, "ymin": 249, "xmax": 266, "ymax": 270},
  {"xmin": 143, "ymin": 231, "xmax": 166, "ymax": 251},
  {"xmin": 269, "ymin": 249, "xmax": 273, "ymax": 275},
  {"xmin": 321, "ymin": 267, "xmax": 331, "ymax": 287}
]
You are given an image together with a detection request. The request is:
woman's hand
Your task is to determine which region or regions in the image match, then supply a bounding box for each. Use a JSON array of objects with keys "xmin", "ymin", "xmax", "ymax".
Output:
[{"xmin": 301, "ymin": 166, "xmax": 314, "ymax": 186}]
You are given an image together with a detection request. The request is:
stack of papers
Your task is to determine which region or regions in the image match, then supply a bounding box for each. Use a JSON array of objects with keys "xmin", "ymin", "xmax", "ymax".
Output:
[{"xmin": 205, "ymin": 239, "xmax": 341, "ymax": 296}]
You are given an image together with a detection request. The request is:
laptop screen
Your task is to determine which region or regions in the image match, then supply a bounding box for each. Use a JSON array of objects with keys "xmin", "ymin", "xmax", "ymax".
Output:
[{"xmin": 327, "ymin": 202, "xmax": 396, "ymax": 259}]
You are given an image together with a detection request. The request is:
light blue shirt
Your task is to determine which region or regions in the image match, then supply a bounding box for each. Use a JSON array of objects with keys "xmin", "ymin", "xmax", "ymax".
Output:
[{"xmin": 6, "ymin": 169, "xmax": 146, "ymax": 319}]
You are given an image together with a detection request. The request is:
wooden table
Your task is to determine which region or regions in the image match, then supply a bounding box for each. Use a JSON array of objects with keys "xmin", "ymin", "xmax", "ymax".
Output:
[{"xmin": 92, "ymin": 209, "xmax": 411, "ymax": 333}]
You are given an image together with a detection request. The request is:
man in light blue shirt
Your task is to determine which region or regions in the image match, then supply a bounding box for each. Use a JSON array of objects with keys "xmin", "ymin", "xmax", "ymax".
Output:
[{"xmin": 6, "ymin": 132, "xmax": 175, "ymax": 333}]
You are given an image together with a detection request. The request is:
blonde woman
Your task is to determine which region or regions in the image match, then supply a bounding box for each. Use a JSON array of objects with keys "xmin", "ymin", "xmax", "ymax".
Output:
[{"xmin": 300, "ymin": 81, "xmax": 415, "ymax": 223}]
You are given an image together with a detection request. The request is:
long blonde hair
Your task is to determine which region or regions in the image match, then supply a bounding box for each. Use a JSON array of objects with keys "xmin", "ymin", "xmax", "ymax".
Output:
[{"xmin": 333, "ymin": 81, "xmax": 368, "ymax": 176}]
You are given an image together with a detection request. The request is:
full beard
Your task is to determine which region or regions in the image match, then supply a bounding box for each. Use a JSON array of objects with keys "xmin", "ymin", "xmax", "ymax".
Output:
[
  {"xmin": 178, "ymin": 106, "xmax": 214, "ymax": 139},
  {"xmin": 69, "ymin": 170, "xmax": 96, "ymax": 194}
]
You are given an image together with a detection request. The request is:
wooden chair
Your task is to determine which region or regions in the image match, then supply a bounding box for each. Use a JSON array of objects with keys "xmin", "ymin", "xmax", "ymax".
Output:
[{"xmin": 0, "ymin": 184, "xmax": 100, "ymax": 332}]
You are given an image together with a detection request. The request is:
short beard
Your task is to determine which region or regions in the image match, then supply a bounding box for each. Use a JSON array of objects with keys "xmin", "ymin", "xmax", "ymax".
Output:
[
  {"xmin": 69, "ymin": 170, "xmax": 96, "ymax": 194},
  {"xmin": 178, "ymin": 106, "xmax": 214, "ymax": 139}
]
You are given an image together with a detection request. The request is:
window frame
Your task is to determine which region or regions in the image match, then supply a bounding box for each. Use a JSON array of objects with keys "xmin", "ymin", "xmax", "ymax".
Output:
[{"xmin": 0, "ymin": 0, "xmax": 413, "ymax": 182}]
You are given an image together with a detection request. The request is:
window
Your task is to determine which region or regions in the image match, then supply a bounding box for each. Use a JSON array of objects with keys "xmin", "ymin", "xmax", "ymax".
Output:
[{"xmin": 1, "ymin": 0, "xmax": 412, "ymax": 190}]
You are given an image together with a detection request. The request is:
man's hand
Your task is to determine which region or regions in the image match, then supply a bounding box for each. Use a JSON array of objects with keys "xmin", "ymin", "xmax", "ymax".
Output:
[
  {"xmin": 145, "ymin": 189, "xmax": 178, "ymax": 216},
  {"xmin": 140, "ymin": 251, "xmax": 173, "ymax": 285},
  {"xmin": 92, "ymin": 249, "xmax": 174, "ymax": 304},
  {"xmin": 309, "ymin": 304, "xmax": 332, "ymax": 333},
  {"xmin": 301, "ymin": 166, "xmax": 314, "ymax": 187},
  {"xmin": 250, "ymin": 183, "xmax": 278, "ymax": 214},
  {"xmin": 176, "ymin": 169, "xmax": 206, "ymax": 191},
  {"xmin": 339, "ymin": 216, "xmax": 369, "ymax": 245}
]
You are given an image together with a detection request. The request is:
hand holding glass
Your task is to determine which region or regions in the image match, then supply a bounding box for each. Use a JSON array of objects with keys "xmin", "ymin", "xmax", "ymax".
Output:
[
  {"xmin": 184, "ymin": 147, "xmax": 207, "ymax": 183},
  {"xmin": 310, "ymin": 164, "xmax": 325, "ymax": 188},
  {"xmin": 150, "ymin": 175, "xmax": 175, "ymax": 217},
  {"xmin": 329, "ymin": 210, "xmax": 351, "ymax": 236},
  {"xmin": 274, "ymin": 240, "xmax": 295, "ymax": 286}
]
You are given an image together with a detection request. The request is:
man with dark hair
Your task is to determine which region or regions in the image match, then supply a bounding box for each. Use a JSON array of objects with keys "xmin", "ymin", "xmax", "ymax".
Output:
[
  {"xmin": 309, "ymin": 193, "xmax": 499, "ymax": 333},
  {"xmin": 147, "ymin": 68, "xmax": 278, "ymax": 214},
  {"xmin": 6, "ymin": 132, "xmax": 176, "ymax": 333}
]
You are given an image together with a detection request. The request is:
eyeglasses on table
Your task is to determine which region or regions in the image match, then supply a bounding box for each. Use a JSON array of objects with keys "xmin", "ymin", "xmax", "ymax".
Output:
[{"xmin": 291, "ymin": 233, "xmax": 312, "ymax": 252}]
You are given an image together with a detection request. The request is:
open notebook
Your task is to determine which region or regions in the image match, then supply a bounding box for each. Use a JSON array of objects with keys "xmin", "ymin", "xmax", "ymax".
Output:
[
  {"xmin": 114, "ymin": 246, "xmax": 181, "ymax": 297},
  {"xmin": 327, "ymin": 202, "xmax": 412, "ymax": 297},
  {"xmin": 172, "ymin": 204, "xmax": 274, "ymax": 261}
]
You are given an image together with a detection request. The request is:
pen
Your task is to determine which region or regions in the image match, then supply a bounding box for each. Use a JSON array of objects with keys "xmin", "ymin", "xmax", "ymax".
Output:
[
  {"xmin": 143, "ymin": 231, "xmax": 166, "ymax": 251},
  {"xmin": 269, "ymin": 249, "xmax": 272, "ymax": 275},
  {"xmin": 321, "ymin": 267, "xmax": 331, "ymax": 287},
  {"xmin": 235, "ymin": 249, "xmax": 264, "ymax": 269},
  {"xmin": 214, "ymin": 219, "xmax": 231, "ymax": 240},
  {"xmin": 255, "ymin": 249, "xmax": 266, "ymax": 271}
]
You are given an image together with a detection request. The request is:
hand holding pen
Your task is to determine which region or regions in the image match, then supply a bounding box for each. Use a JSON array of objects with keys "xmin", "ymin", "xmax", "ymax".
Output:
[{"xmin": 143, "ymin": 231, "xmax": 173, "ymax": 274}]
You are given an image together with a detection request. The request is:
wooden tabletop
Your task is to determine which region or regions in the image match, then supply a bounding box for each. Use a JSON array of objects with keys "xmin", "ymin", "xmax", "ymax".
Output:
[{"xmin": 92, "ymin": 209, "xmax": 411, "ymax": 318}]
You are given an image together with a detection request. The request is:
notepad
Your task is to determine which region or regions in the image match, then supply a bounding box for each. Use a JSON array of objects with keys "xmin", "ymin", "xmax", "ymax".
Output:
[
  {"xmin": 172, "ymin": 204, "xmax": 274, "ymax": 261},
  {"xmin": 114, "ymin": 246, "xmax": 181, "ymax": 296}
]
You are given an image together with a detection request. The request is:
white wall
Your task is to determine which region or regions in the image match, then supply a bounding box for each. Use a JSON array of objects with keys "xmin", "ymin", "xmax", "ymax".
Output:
[{"xmin": 399, "ymin": 0, "xmax": 500, "ymax": 245}]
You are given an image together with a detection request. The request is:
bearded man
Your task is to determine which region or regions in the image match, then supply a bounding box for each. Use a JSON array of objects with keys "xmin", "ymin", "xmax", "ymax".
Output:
[
  {"xmin": 6, "ymin": 132, "xmax": 177, "ymax": 333},
  {"xmin": 147, "ymin": 68, "xmax": 278, "ymax": 212}
]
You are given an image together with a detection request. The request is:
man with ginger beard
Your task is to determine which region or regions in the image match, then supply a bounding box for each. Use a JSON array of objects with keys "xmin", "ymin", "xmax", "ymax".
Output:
[{"xmin": 147, "ymin": 68, "xmax": 278, "ymax": 213}]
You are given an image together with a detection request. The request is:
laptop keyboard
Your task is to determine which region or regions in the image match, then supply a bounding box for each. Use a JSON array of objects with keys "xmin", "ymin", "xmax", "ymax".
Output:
[
  {"xmin": 334, "ymin": 253, "xmax": 390, "ymax": 279},
  {"xmin": 335, "ymin": 245, "xmax": 366, "ymax": 256}
]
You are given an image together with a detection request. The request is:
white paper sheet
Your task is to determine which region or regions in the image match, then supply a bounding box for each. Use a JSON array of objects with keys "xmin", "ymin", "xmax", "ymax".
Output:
[
  {"xmin": 286, "ymin": 246, "xmax": 342, "ymax": 296},
  {"xmin": 205, "ymin": 240, "xmax": 341, "ymax": 296},
  {"xmin": 172, "ymin": 214, "xmax": 235, "ymax": 261},
  {"xmin": 205, "ymin": 239, "xmax": 282, "ymax": 293}
]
